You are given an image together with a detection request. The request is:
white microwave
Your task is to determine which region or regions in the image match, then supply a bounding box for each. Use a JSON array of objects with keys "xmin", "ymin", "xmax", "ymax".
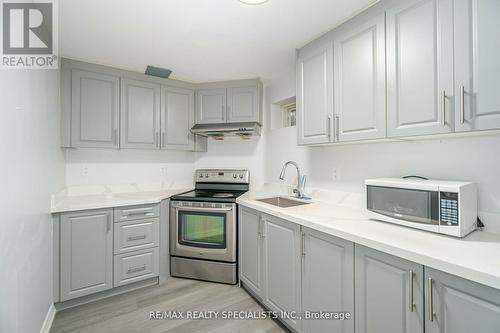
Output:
[{"xmin": 365, "ymin": 178, "xmax": 477, "ymax": 237}]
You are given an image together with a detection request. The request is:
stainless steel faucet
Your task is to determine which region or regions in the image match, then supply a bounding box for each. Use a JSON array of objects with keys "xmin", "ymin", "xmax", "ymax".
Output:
[{"xmin": 279, "ymin": 161, "xmax": 310, "ymax": 199}]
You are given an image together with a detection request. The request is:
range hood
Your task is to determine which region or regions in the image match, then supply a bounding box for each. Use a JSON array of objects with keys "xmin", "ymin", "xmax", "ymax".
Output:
[{"xmin": 190, "ymin": 122, "xmax": 261, "ymax": 140}]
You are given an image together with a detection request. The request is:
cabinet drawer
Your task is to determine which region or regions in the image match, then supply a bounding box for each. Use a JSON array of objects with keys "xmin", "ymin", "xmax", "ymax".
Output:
[
  {"xmin": 114, "ymin": 248, "xmax": 159, "ymax": 287},
  {"xmin": 114, "ymin": 204, "xmax": 159, "ymax": 222},
  {"xmin": 114, "ymin": 218, "xmax": 159, "ymax": 254}
]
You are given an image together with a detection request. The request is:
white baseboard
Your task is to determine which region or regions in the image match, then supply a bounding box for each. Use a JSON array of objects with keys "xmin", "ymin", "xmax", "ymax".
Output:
[{"xmin": 40, "ymin": 304, "xmax": 56, "ymax": 333}]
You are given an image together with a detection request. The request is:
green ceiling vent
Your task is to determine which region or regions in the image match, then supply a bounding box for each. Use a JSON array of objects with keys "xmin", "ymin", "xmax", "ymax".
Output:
[{"xmin": 145, "ymin": 66, "xmax": 172, "ymax": 79}]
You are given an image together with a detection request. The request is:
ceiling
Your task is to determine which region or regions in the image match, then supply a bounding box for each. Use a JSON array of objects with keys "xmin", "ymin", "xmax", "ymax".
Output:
[{"xmin": 60, "ymin": 0, "xmax": 376, "ymax": 83}]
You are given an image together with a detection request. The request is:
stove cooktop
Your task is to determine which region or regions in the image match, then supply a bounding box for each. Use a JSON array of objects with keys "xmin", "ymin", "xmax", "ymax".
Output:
[{"xmin": 170, "ymin": 189, "xmax": 247, "ymax": 203}]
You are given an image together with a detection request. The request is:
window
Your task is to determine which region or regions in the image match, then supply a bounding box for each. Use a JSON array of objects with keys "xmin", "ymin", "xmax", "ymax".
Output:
[
  {"xmin": 282, "ymin": 102, "xmax": 297, "ymax": 127},
  {"xmin": 271, "ymin": 96, "xmax": 296, "ymax": 130}
]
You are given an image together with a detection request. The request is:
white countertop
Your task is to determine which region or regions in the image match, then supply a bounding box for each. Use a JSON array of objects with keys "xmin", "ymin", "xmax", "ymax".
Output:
[
  {"xmin": 51, "ymin": 187, "xmax": 190, "ymax": 213},
  {"xmin": 237, "ymin": 187, "xmax": 500, "ymax": 291}
]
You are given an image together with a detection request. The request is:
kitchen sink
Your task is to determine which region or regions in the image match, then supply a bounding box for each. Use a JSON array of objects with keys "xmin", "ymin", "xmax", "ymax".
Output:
[{"xmin": 257, "ymin": 196, "xmax": 310, "ymax": 208}]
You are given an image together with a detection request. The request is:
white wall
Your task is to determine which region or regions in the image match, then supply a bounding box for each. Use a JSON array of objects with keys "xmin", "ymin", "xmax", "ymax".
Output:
[
  {"xmin": 65, "ymin": 137, "xmax": 267, "ymax": 191},
  {"xmin": 65, "ymin": 149, "xmax": 196, "ymax": 189},
  {"xmin": 194, "ymin": 136, "xmax": 266, "ymax": 190},
  {"xmin": 0, "ymin": 70, "xmax": 65, "ymax": 333},
  {"xmin": 264, "ymin": 70, "xmax": 310, "ymax": 186}
]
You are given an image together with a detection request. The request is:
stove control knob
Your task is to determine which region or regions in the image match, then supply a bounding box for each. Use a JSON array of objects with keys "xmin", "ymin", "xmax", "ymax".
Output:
[
  {"xmin": 239, "ymin": 174, "xmax": 244, "ymax": 179},
  {"xmin": 205, "ymin": 173, "xmax": 209, "ymax": 178},
  {"xmin": 233, "ymin": 174, "xmax": 237, "ymax": 179},
  {"xmin": 199, "ymin": 173, "xmax": 203, "ymax": 178}
]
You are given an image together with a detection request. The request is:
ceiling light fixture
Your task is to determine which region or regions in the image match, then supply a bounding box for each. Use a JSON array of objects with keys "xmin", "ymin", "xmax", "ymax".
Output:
[{"xmin": 238, "ymin": 0, "xmax": 269, "ymax": 5}]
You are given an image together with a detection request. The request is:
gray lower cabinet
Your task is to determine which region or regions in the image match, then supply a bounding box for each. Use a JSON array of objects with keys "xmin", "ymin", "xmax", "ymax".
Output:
[
  {"xmin": 114, "ymin": 247, "xmax": 159, "ymax": 287},
  {"xmin": 454, "ymin": 0, "xmax": 500, "ymax": 132},
  {"xmin": 113, "ymin": 218, "xmax": 159, "ymax": 255},
  {"xmin": 302, "ymin": 227, "xmax": 354, "ymax": 333},
  {"xmin": 120, "ymin": 79, "xmax": 161, "ymax": 149},
  {"xmin": 70, "ymin": 69, "xmax": 120, "ymax": 149},
  {"xmin": 113, "ymin": 205, "xmax": 160, "ymax": 287},
  {"xmin": 386, "ymin": 0, "xmax": 454, "ymax": 137},
  {"xmin": 58, "ymin": 204, "xmax": 162, "ymax": 303},
  {"xmin": 161, "ymin": 86, "xmax": 195, "ymax": 150},
  {"xmin": 239, "ymin": 207, "xmax": 264, "ymax": 299},
  {"xmin": 263, "ymin": 215, "xmax": 302, "ymax": 332},
  {"xmin": 60, "ymin": 209, "xmax": 114, "ymax": 302},
  {"xmin": 425, "ymin": 267, "xmax": 500, "ymax": 333},
  {"xmin": 240, "ymin": 209, "xmax": 500, "ymax": 333},
  {"xmin": 355, "ymin": 245, "xmax": 424, "ymax": 333}
]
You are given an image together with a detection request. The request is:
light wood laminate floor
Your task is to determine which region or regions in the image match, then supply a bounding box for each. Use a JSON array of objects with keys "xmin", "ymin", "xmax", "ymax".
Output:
[{"xmin": 50, "ymin": 278, "xmax": 288, "ymax": 333}]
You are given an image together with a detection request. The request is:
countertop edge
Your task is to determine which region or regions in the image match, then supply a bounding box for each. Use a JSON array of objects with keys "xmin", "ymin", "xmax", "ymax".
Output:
[
  {"xmin": 237, "ymin": 198, "xmax": 500, "ymax": 291},
  {"xmin": 51, "ymin": 189, "xmax": 190, "ymax": 214}
]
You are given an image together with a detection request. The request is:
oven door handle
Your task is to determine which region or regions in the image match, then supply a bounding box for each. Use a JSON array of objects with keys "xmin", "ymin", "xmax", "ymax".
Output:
[{"xmin": 173, "ymin": 206, "xmax": 233, "ymax": 212}]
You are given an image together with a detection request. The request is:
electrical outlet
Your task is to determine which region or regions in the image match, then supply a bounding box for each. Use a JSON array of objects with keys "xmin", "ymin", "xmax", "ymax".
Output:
[{"xmin": 332, "ymin": 168, "xmax": 341, "ymax": 181}]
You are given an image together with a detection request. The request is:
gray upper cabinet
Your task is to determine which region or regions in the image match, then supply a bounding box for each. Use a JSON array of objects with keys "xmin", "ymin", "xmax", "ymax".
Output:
[
  {"xmin": 60, "ymin": 209, "xmax": 113, "ymax": 302},
  {"xmin": 333, "ymin": 13, "xmax": 386, "ymax": 142},
  {"xmin": 263, "ymin": 215, "xmax": 302, "ymax": 332},
  {"xmin": 386, "ymin": 0, "xmax": 454, "ymax": 137},
  {"xmin": 61, "ymin": 59, "xmax": 206, "ymax": 151},
  {"xmin": 195, "ymin": 88, "xmax": 227, "ymax": 124},
  {"xmin": 161, "ymin": 86, "xmax": 195, "ymax": 150},
  {"xmin": 227, "ymin": 86, "xmax": 259, "ymax": 123},
  {"xmin": 302, "ymin": 227, "xmax": 354, "ymax": 333},
  {"xmin": 195, "ymin": 82, "xmax": 261, "ymax": 125},
  {"xmin": 355, "ymin": 245, "xmax": 424, "ymax": 333},
  {"xmin": 425, "ymin": 267, "xmax": 500, "ymax": 333},
  {"xmin": 120, "ymin": 79, "xmax": 161, "ymax": 149},
  {"xmin": 239, "ymin": 207, "xmax": 264, "ymax": 299},
  {"xmin": 70, "ymin": 69, "xmax": 120, "ymax": 149},
  {"xmin": 454, "ymin": 0, "xmax": 500, "ymax": 132},
  {"xmin": 297, "ymin": 41, "xmax": 333, "ymax": 145}
]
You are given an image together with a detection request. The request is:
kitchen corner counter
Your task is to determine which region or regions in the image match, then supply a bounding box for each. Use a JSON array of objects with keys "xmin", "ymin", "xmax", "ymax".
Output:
[
  {"xmin": 51, "ymin": 188, "xmax": 191, "ymax": 213},
  {"xmin": 237, "ymin": 190, "xmax": 500, "ymax": 291}
]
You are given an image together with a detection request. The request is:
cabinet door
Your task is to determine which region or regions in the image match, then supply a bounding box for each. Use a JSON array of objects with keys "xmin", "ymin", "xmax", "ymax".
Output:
[
  {"xmin": 227, "ymin": 86, "xmax": 259, "ymax": 123},
  {"xmin": 195, "ymin": 88, "xmax": 226, "ymax": 124},
  {"xmin": 239, "ymin": 207, "xmax": 264, "ymax": 299},
  {"xmin": 263, "ymin": 216, "xmax": 301, "ymax": 332},
  {"xmin": 302, "ymin": 227, "xmax": 354, "ymax": 333},
  {"xmin": 355, "ymin": 245, "xmax": 424, "ymax": 333},
  {"xmin": 386, "ymin": 0, "xmax": 454, "ymax": 137},
  {"xmin": 71, "ymin": 70, "xmax": 120, "ymax": 148},
  {"xmin": 60, "ymin": 209, "xmax": 113, "ymax": 301},
  {"xmin": 334, "ymin": 13, "xmax": 386, "ymax": 142},
  {"xmin": 161, "ymin": 86, "xmax": 195, "ymax": 150},
  {"xmin": 297, "ymin": 42, "xmax": 333, "ymax": 144},
  {"xmin": 425, "ymin": 267, "xmax": 500, "ymax": 333},
  {"xmin": 454, "ymin": 0, "xmax": 500, "ymax": 131},
  {"xmin": 120, "ymin": 79, "xmax": 161, "ymax": 149}
]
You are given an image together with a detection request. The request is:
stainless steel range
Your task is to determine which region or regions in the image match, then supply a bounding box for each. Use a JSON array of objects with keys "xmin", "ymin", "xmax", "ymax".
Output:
[{"xmin": 169, "ymin": 169, "xmax": 249, "ymax": 284}]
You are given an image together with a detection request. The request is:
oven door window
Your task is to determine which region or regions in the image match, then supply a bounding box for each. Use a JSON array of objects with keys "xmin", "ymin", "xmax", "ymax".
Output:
[
  {"xmin": 178, "ymin": 211, "xmax": 226, "ymax": 249},
  {"xmin": 367, "ymin": 185, "xmax": 439, "ymax": 225}
]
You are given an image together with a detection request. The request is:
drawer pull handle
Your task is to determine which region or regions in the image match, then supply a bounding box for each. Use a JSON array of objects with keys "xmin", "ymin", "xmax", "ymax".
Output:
[
  {"xmin": 122, "ymin": 208, "xmax": 154, "ymax": 218},
  {"xmin": 127, "ymin": 265, "xmax": 147, "ymax": 274},
  {"xmin": 408, "ymin": 270, "xmax": 415, "ymax": 312},
  {"xmin": 427, "ymin": 277, "xmax": 435, "ymax": 321},
  {"xmin": 127, "ymin": 235, "xmax": 147, "ymax": 242}
]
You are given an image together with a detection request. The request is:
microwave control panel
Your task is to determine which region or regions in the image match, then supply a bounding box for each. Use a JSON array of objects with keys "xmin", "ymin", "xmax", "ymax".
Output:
[{"xmin": 440, "ymin": 192, "xmax": 459, "ymax": 226}]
